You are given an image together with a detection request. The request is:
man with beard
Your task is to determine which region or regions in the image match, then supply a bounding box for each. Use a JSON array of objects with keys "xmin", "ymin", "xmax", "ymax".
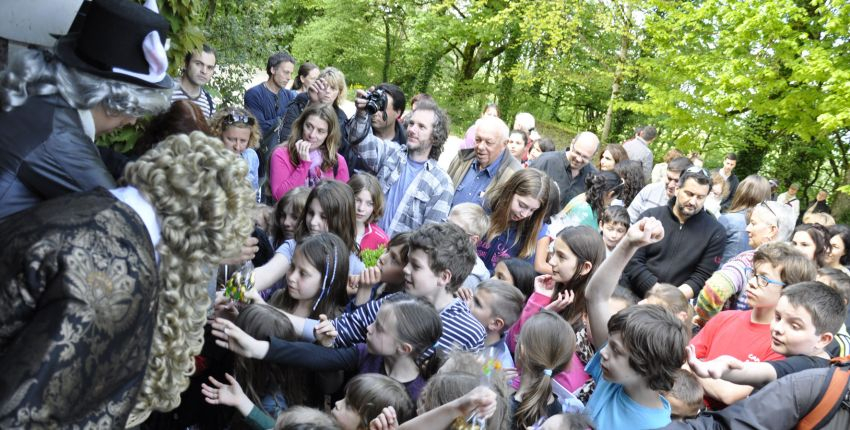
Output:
[
  {"xmin": 172, "ymin": 44, "xmax": 217, "ymax": 118},
  {"xmin": 347, "ymin": 93, "xmax": 453, "ymax": 237},
  {"xmin": 622, "ymin": 167, "xmax": 726, "ymax": 300},
  {"xmin": 627, "ymin": 156, "xmax": 693, "ymax": 223},
  {"xmin": 529, "ymin": 131, "xmax": 599, "ymax": 210}
]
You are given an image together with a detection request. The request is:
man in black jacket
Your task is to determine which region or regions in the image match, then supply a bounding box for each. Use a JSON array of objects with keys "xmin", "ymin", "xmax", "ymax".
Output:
[{"xmin": 623, "ymin": 167, "xmax": 726, "ymax": 299}]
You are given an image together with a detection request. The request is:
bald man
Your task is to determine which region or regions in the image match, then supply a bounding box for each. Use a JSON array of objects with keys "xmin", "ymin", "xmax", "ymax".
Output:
[
  {"xmin": 530, "ymin": 131, "xmax": 600, "ymax": 209},
  {"xmin": 448, "ymin": 116, "xmax": 522, "ymax": 207}
]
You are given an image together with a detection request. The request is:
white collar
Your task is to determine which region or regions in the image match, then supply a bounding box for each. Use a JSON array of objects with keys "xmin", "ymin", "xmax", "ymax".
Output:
[
  {"xmin": 110, "ymin": 186, "xmax": 162, "ymax": 263},
  {"xmin": 77, "ymin": 109, "xmax": 96, "ymax": 141}
]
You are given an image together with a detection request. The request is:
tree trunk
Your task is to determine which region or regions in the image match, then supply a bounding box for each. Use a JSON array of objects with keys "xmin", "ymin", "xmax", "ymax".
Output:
[
  {"xmin": 382, "ymin": 13, "xmax": 391, "ymax": 83},
  {"xmin": 602, "ymin": 7, "xmax": 630, "ymax": 143},
  {"xmin": 832, "ymin": 168, "xmax": 850, "ymax": 224}
]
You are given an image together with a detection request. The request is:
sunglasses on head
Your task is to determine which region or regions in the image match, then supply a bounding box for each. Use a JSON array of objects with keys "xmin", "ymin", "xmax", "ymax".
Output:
[
  {"xmin": 224, "ymin": 113, "xmax": 255, "ymax": 126},
  {"xmin": 685, "ymin": 165, "xmax": 710, "ymax": 177}
]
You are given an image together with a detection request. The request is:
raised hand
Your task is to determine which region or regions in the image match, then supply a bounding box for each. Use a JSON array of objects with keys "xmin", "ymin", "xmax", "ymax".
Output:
[
  {"xmin": 455, "ymin": 386, "xmax": 498, "ymax": 420},
  {"xmin": 369, "ymin": 406, "xmax": 398, "ymax": 430},
  {"xmin": 533, "ymin": 274, "xmax": 556, "ymax": 297},
  {"xmin": 625, "ymin": 217, "xmax": 665, "ymax": 248},
  {"xmin": 201, "ymin": 374, "xmax": 254, "ymax": 417}
]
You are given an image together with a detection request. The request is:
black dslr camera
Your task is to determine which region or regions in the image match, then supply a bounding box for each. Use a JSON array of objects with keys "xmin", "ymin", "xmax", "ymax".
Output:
[{"xmin": 363, "ymin": 88, "xmax": 388, "ymax": 115}]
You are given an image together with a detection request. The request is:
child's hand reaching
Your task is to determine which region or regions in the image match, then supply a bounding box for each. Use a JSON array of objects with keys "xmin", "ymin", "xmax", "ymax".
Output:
[
  {"xmin": 533, "ymin": 274, "xmax": 556, "ymax": 298},
  {"xmin": 211, "ymin": 318, "xmax": 268, "ymax": 359},
  {"xmin": 686, "ymin": 345, "xmax": 743, "ymax": 379},
  {"xmin": 369, "ymin": 406, "xmax": 399, "ymax": 430},
  {"xmin": 314, "ymin": 314, "xmax": 338, "ymax": 347},
  {"xmin": 454, "ymin": 386, "xmax": 498, "ymax": 420},
  {"xmin": 201, "ymin": 373, "xmax": 255, "ymax": 417}
]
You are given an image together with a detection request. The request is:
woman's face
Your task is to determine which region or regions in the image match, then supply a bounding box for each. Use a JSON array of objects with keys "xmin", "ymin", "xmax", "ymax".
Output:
[
  {"xmin": 507, "ymin": 132, "xmax": 526, "ymax": 159},
  {"xmin": 483, "ymin": 106, "xmax": 499, "ymax": 118},
  {"xmin": 221, "ymin": 126, "xmax": 251, "ymax": 154},
  {"xmin": 792, "ymin": 231, "xmax": 817, "ymax": 262},
  {"xmin": 300, "ymin": 68, "xmax": 320, "ymax": 92},
  {"xmin": 746, "ymin": 206, "xmax": 777, "ymax": 248},
  {"xmin": 599, "ymin": 150, "xmax": 616, "ymax": 171},
  {"xmin": 827, "ymin": 235, "xmax": 846, "ymax": 266},
  {"xmin": 320, "ymin": 84, "xmax": 340, "ymax": 104},
  {"xmin": 509, "ymin": 194, "xmax": 541, "ymax": 223},
  {"xmin": 303, "ymin": 114, "xmax": 330, "ymax": 149}
]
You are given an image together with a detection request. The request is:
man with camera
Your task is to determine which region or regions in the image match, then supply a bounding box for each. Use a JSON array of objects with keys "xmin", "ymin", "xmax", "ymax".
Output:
[{"xmin": 347, "ymin": 84, "xmax": 454, "ymax": 237}]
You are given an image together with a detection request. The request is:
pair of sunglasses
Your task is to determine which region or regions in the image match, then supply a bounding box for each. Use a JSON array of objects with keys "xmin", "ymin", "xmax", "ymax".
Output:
[{"xmin": 224, "ymin": 113, "xmax": 255, "ymax": 126}]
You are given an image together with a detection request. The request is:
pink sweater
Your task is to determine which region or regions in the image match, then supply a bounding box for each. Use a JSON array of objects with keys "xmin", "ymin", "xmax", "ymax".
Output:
[
  {"xmin": 507, "ymin": 291, "xmax": 591, "ymax": 392},
  {"xmin": 270, "ymin": 147, "xmax": 349, "ymax": 200}
]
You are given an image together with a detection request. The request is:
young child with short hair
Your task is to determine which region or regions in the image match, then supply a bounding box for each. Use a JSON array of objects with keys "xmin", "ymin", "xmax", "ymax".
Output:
[
  {"xmin": 468, "ymin": 279, "xmax": 525, "ymax": 369},
  {"xmin": 687, "ymin": 281, "xmax": 845, "ymax": 389},
  {"xmin": 689, "ymin": 242, "xmax": 817, "ymax": 408},
  {"xmin": 448, "ymin": 202, "xmax": 492, "ymax": 291},
  {"xmin": 332, "ymin": 374, "xmax": 416, "ymax": 430},
  {"xmin": 817, "ymin": 267, "xmax": 850, "ymax": 357},
  {"xmin": 584, "ymin": 217, "xmax": 690, "ymax": 428},
  {"xmin": 599, "ymin": 205, "xmax": 630, "ymax": 257},
  {"xmin": 664, "ymin": 369, "xmax": 704, "ymax": 421}
]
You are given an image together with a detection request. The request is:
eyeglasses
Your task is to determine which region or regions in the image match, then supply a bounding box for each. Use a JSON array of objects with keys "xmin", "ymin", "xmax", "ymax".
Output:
[
  {"xmin": 745, "ymin": 268, "xmax": 785, "ymax": 289},
  {"xmin": 224, "ymin": 113, "xmax": 255, "ymax": 126},
  {"xmin": 759, "ymin": 202, "xmax": 778, "ymax": 219},
  {"xmin": 569, "ymin": 146, "xmax": 593, "ymax": 162}
]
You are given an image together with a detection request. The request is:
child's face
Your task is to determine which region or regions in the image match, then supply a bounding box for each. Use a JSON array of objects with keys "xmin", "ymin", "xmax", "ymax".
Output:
[
  {"xmin": 377, "ymin": 244, "xmax": 406, "ymax": 285},
  {"xmin": 493, "ymin": 261, "xmax": 515, "ymax": 286},
  {"xmin": 332, "ymin": 397, "xmax": 361, "ymax": 430},
  {"xmin": 447, "ymin": 212, "xmax": 478, "ymax": 245},
  {"xmin": 469, "ymin": 288, "xmax": 496, "ymax": 329},
  {"xmin": 354, "ymin": 189, "xmax": 375, "ymax": 226},
  {"xmin": 600, "ymin": 221, "xmax": 628, "ymax": 251},
  {"xmin": 667, "ymin": 395, "xmax": 701, "ymax": 421},
  {"xmin": 547, "ymin": 238, "xmax": 588, "ymax": 284},
  {"xmin": 281, "ymin": 207, "xmax": 299, "ymax": 239},
  {"xmin": 287, "ymin": 251, "xmax": 322, "ymax": 302},
  {"xmin": 599, "ymin": 332, "xmax": 643, "ymax": 386},
  {"xmin": 528, "ymin": 143, "xmax": 542, "ymax": 161},
  {"xmin": 507, "ymin": 132, "xmax": 526, "ymax": 160},
  {"xmin": 509, "ymin": 193, "xmax": 541, "ymax": 223},
  {"xmin": 770, "ymin": 296, "xmax": 825, "ymax": 356},
  {"xmin": 792, "ymin": 231, "xmax": 817, "ymax": 262},
  {"xmin": 305, "ymin": 199, "xmax": 328, "ymax": 234},
  {"xmin": 221, "ymin": 126, "xmax": 251, "ymax": 154},
  {"xmin": 366, "ymin": 306, "xmax": 401, "ymax": 356},
  {"xmin": 745, "ymin": 262, "xmax": 785, "ymax": 309},
  {"xmin": 403, "ymin": 248, "xmax": 446, "ymax": 301}
]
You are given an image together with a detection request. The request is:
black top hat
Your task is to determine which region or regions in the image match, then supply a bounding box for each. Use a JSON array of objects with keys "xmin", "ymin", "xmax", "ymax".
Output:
[{"xmin": 55, "ymin": 0, "xmax": 172, "ymax": 89}]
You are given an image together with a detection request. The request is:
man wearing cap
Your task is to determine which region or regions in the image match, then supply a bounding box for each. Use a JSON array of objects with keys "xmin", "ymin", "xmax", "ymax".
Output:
[
  {"xmin": 777, "ymin": 182, "xmax": 801, "ymax": 216},
  {"xmin": 244, "ymin": 51, "xmax": 298, "ymax": 138},
  {"xmin": 0, "ymin": 0, "xmax": 172, "ymax": 221}
]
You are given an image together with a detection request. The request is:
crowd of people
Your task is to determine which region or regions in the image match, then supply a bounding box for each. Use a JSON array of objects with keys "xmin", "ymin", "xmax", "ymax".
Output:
[{"xmin": 1, "ymin": 1, "xmax": 849, "ymax": 429}]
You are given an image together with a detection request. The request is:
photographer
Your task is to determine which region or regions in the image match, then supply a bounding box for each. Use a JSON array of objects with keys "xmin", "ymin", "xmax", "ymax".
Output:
[{"xmin": 347, "ymin": 85, "xmax": 454, "ymax": 237}]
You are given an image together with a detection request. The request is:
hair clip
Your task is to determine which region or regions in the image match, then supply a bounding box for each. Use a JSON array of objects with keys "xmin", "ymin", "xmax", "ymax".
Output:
[
  {"xmin": 312, "ymin": 243, "xmax": 339, "ymax": 311},
  {"xmin": 543, "ymin": 368, "xmax": 553, "ymax": 377}
]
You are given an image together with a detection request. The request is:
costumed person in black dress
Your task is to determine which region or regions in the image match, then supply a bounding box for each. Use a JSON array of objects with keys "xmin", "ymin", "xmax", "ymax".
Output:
[
  {"xmin": 0, "ymin": 0, "xmax": 173, "ymax": 221},
  {"xmin": 0, "ymin": 131, "xmax": 255, "ymax": 428}
]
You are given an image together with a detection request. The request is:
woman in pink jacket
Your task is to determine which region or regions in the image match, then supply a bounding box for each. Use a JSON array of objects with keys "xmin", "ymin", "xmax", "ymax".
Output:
[{"xmin": 270, "ymin": 103, "xmax": 349, "ymax": 200}]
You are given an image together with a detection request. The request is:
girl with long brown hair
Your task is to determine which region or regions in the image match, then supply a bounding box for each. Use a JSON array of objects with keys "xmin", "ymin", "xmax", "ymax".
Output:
[{"xmin": 477, "ymin": 168, "xmax": 551, "ymax": 272}]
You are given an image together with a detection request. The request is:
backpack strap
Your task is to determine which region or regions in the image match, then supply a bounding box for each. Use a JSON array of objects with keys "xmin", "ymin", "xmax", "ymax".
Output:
[
  {"xmin": 797, "ymin": 356, "xmax": 850, "ymax": 430},
  {"xmin": 204, "ymin": 89, "xmax": 214, "ymax": 117}
]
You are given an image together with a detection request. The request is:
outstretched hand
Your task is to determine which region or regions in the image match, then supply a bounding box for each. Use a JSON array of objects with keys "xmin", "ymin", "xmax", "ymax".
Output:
[
  {"xmin": 454, "ymin": 386, "xmax": 498, "ymax": 419},
  {"xmin": 314, "ymin": 314, "xmax": 338, "ymax": 347},
  {"xmin": 625, "ymin": 217, "xmax": 665, "ymax": 248},
  {"xmin": 686, "ymin": 345, "xmax": 743, "ymax": 379},
  {"xmin": 201, "ymin": 374, "xmax": 254, "ymax": 417},
  {"xmin": 211, "ymin": 318, "xmax": 268, "ymax": 359}
]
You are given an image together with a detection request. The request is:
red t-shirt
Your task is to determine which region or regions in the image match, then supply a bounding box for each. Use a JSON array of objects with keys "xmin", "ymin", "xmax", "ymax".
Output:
[{"xmin": 690, "ymin": 310, "xmax": 784, "ymax": 409}]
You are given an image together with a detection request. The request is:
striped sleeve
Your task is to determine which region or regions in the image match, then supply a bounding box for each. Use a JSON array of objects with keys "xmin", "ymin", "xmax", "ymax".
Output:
[
  {"xmin": 429, "ymin": 299, "xmax": 485, "ymax": 357},
  {"xmin": 332, "ymin": 295, "xmax": 389, "ymax": 347}
]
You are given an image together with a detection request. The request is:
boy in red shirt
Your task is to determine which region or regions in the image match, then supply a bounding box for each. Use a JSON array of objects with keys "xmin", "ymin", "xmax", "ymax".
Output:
[{"xmin": 689, "ymin": 242, "xmax": 816, "ymax": 409}]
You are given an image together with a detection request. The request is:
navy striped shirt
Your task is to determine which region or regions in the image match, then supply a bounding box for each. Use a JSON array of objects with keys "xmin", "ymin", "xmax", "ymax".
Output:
[{"xmin": 333, "ymin": 293, "xmax": 485, "ymax": 357}]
